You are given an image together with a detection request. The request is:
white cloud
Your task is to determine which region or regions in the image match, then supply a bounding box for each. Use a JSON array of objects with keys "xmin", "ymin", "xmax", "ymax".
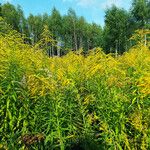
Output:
[
  {"xmin": 101, "ymin": 0, "xmax": 127, "ymax": 10},
  {"xmin": 62, "ymin": 0, "xmax": 96, "ymax": 7},
  {"xmin": 2, "ymin": 0, "xmax": 12, "ymax": 3},
  {"xmin": 77, "ymin": 0, "xmax": 96, "ymax": 7},
  {"xmin": 62, "ymin": 0, "xmax": 131, "ymax": 11}
]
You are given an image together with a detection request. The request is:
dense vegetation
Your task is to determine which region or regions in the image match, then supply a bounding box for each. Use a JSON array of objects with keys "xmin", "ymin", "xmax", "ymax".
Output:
[
  {"xmin": 0, "ymin": 0, "xmax": 150, "ymax": 150},
  {"xmin": 0, "ymin": 18, "xmax": 150, "ymax": 149},
  {"xmin": 0, "ymin": 0, "xmax": 150, "ymax": 55}
]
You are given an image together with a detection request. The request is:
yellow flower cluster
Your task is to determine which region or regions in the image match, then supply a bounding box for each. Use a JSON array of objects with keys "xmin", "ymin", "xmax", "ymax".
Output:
[
  {"xmin": 1, "ymin": 29, "xmax": 150, "ymax": 150},
  {"xmin": 1, "ymin": 32, "xmax": 150, "ymax": 98}
]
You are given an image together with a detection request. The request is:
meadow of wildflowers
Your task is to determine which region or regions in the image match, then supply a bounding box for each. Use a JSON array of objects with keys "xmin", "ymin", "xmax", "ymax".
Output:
[{"xmin": 0, "ymin": 29, "xmax": 150, "ymax": 150}]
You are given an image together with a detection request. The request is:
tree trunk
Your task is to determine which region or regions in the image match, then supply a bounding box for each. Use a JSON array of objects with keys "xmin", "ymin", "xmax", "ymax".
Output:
[
  {"xmin": 87, "ymin": 39, "xmax": 89, "ymax": 50},
  {"xmin": 57, "ymin": 46, "xmax": 61, "ymax": 57},
  {"xmin": 110, "ymin": 47, "xmax": 112, "ymax": 53},
  {"xmin": 73, "ymin": 20, "xmax": 78, "ymax": 51},
  {"xmin": 115, "ymin": 41, "xmax": 118, "ymax": 58},
  {"xmin": 52, "ymin": 45, "xmax": 54, "ymax": 57},
  {"xmin": 50, "ymin": 46, "xmax": 52, "ymax": 57},
  {"xmin": 79, "ymin": 36, "xmax": 83, "ymax": 49}
]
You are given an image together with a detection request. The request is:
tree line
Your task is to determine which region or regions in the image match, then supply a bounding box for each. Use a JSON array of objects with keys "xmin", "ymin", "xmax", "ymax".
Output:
[{"xmin": 0, "ymin": 0, "xmax": 150, "ymax": 56}]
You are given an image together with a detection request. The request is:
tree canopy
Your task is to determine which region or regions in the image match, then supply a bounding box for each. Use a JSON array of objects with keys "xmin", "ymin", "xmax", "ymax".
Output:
[{"xmin": 0, "ymin": 1, "xmax": 149, "ymax": 56}]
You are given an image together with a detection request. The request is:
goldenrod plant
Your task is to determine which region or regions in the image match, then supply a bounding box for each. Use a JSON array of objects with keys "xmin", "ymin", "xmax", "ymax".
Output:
[{"xmin": 0, "ymin": 26, "xmax": 150, "ymax": 150}]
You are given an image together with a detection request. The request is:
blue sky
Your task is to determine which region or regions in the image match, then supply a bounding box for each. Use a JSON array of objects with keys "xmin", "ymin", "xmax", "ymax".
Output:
[{"xmin": 1, "ymin": 0, "xmax": 132, "ymax": 26}]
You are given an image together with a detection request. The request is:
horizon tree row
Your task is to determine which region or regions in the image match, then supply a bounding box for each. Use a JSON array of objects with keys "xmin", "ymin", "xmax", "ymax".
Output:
[{"xmin": 0, "ymin": 0, "xmax": 149, "ymax": 56}]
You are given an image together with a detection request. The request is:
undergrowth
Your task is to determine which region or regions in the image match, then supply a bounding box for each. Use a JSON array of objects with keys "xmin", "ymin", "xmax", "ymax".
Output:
[{"xmin": 0, "ymin": 29, "xmax": 150, "ymax": 150}]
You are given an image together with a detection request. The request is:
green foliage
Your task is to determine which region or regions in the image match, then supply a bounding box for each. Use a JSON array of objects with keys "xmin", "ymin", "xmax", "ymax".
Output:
[
  {"xmin": 131, "ymin": 0, "xmax": 150, "ymax": 28},
  {"xmin": 0, "ymin": 3, "xmax": 103, "ymax": 55},
  {"xmin": 0, "ymin": 29, "xmax": 150, "ymax": 150},
  {"xmin": 0, "ymin": 17, "xmax": 12, "ymax": 35},
  {"xmin": 27, "ymin": 14, "xmax": 44, "ymax": 44},
  {"xmin": 1, "ymin": 1, "xmax": 149, "ymax": 55},
  {"xmin": 103, "ymin": 6, "xmax": 130, "ymax": 54}
]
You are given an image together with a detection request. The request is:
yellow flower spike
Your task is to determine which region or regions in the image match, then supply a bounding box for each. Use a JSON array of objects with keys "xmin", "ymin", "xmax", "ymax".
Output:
[
  {"xmin": 137, "ymin": 76, "xmax": 150, "ymax": 97},
  {"xmin": 86, "ymin": 114, "xmax": 93, "ymax": 125},
  {"xmin": 93, "ymin": 112, "xmax": 99, "ymax": 120},
  {"xmin": 129, "ymin": 111, "xmax": 143, "ymax": 132},
  {"xmin": 83, "ymin": 94, "xmax": 95, "ymax": 105}
]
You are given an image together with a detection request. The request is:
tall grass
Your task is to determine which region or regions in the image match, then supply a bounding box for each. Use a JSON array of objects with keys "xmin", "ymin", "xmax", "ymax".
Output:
[{"xmin": 0, "ymin": 30, "xmax": 150, "ymax": 150}]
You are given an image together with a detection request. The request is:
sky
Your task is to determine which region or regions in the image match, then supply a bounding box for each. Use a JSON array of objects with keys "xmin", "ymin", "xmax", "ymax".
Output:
[{"xmin": 1, "ymin": 0, "xmax": 132, "ymax": 26}]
